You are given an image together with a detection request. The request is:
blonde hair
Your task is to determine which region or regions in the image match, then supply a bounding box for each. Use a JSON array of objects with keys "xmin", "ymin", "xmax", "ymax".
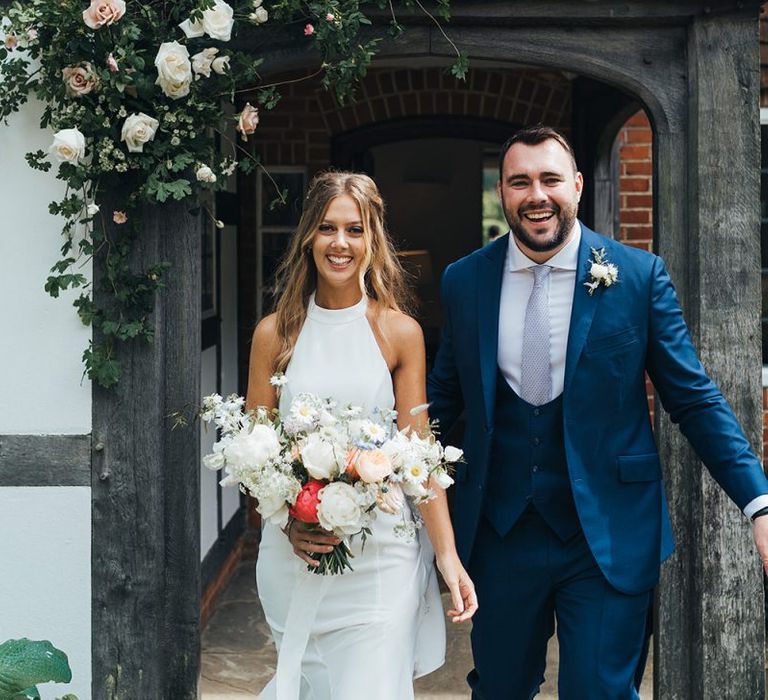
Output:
[{"xmin": 271, "ymin": 171, "xmax": 412, "ymax": 373}]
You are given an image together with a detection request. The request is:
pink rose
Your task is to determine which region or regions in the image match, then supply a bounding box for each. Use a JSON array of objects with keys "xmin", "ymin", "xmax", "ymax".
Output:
[
  {"xmin": 27, "ymin": 29, "xmax": 38, "ymax": 42},
  {"xmin": 62, "ymin": 63, "xmax": 100, "ymax": 97},
  {"xmin": 325, "ymin": 13, "xmax": 334, "ymax": 21},
  {"xmin": 289, "ymin": 479, "xmax": 324, "ymax": 523},
  {"xmin": 83, "ymin": 0, "xmax": 126, "ymax": 30},
  {"xmin": 4, "ymin": 34, "xmax": 18, "ymax": 50},
  {"xmin": 356, "ymin": 449, "xmax": 393, "ymax": 483},
  {"xmin": 106, "ymin": 53, "xmax": 119, "ymax": 73},
  {"xmin": 113, "ymin": 211, "xmax": 128, "ymax": 224},
  {"xmin": 236, "ymin": 102, "xmax": 259, "ymax": 142},
  {"xmin": 304, "ymin": 23, "xmax": 315, "ymax": 36}
]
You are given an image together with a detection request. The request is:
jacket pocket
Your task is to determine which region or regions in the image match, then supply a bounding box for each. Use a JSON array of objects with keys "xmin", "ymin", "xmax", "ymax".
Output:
[
  {"xmin": 618, "ymin": 453, "xmax": 662, "ymax": 482},
  {"xmin": 585, "ymin": 326, "xmax": 639, "ymax": 355}
]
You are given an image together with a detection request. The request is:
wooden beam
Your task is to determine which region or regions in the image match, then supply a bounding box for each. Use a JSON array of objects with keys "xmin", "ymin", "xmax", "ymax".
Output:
[
  {"xmin": 656, "ymin": 8, "xmax": 766, "ymax": 699},
  {"xmin": 91, "ymin": 198, "xmax": 202, "ymax": 699},
  {"xmin": 0, "ymin": 434, "xmax": 90, "ymax": 487}
]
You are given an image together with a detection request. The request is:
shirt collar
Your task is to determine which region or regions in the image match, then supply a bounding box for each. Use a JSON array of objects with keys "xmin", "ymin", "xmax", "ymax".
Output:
[{"xmin": 507, "ymin": 220, "xmax": 581, "ymax": 272}]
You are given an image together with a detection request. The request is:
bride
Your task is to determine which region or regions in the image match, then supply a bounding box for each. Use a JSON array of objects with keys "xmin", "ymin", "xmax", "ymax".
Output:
[{"xmin": 246, "ymin": 171, "xmax": 477, "ymax": 699}]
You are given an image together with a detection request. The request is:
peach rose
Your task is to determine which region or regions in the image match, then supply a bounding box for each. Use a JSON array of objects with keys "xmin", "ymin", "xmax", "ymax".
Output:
[
  {"xmin": 62, "ymin": 63, "xmax": 100, "ymax": 97},
  {"xmin": 83, "ymin": 0, "xmax": 126, "ymax": 29},
  {"xmin": 236, "ymin": 102, "xmax": 259, "ymax": 142},
  {"xmin": 356, "ymin": 449, "xmax": 393, "ymax": 483}
]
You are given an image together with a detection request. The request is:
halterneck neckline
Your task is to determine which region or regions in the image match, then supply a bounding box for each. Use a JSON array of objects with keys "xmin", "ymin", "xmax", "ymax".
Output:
[{"xmin": 307, "ymin": 292, "xmax": 368, "ymax": 324}]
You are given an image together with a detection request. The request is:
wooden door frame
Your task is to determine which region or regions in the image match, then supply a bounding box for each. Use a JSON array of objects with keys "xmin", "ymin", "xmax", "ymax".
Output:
[{"xmin": 88, "ymin": 3, "xmax": 765, "ymax": 697}]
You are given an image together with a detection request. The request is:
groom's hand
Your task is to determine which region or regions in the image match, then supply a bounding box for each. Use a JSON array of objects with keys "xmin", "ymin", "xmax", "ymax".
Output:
[{"xmin": 752, "ymin": 516, "xmax": 768, "ymax": 574}]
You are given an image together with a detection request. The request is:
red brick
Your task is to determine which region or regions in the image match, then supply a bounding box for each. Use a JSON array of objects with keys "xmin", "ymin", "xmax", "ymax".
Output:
[
  {"xmin": 621, "ymin": 177, "xmax": 650, "ymax": 192},
  {"xmin": 621, "ymin": 209, "xmax": 651, "ymax": 225},
  {"xmin": 625, "ymin": 111, "xmax": 651, "ymax": 127},
  {"xmin": 624, "ymin": 127, "xmax": 653, "ymax": 144},
  {"xmin": 625, "ymin": 194, "xmax": 653, "ymax": 208},
  {"xmin": 623, "ymin": 160, "xmax": 652, "ymax": 176},
  {"xmin": 621, "ymin": 145, "xmax": 652, "ymax": 160}
]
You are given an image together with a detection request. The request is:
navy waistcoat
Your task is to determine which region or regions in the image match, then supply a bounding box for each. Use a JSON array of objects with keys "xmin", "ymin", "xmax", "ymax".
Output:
[{"xmin": 483, "ymin": 372, "xmax": 580, "ymax": 541}]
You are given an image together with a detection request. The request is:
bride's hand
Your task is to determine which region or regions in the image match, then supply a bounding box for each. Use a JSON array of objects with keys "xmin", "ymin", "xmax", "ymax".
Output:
[
  {"xmin": 284, "ymin": 519, "xmax": 341, "ymax": 567},
  {"xmin": 436, "ymin": 552, "xmax": 478, "ymax": 623}
]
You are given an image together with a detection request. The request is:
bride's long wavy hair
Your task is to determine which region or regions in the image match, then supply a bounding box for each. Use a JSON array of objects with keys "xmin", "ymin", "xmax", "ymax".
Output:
[{"xmin": 271, "ymin": 171, "xmax": 412, "ymax": 373}]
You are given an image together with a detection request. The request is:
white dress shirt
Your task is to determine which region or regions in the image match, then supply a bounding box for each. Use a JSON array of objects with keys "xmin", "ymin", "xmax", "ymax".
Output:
[
  {"xmin": 498, "ymin": 223, "xmax": 581, "ymax": 399},
  {"xmin": 495, "ymin": 222, "xmax": 768, "ymax": 520}
]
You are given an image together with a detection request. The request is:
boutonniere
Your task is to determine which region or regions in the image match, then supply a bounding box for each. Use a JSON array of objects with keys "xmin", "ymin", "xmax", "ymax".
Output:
[{"xmin": 584, "ymin": 247, "xmax": 619, "ymax": 295}]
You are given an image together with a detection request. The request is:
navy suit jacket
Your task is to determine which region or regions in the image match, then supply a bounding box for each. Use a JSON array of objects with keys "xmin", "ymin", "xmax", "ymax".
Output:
[{"xmin": 427, "ymin": 224, "xmax": 768, "ymax": 594}]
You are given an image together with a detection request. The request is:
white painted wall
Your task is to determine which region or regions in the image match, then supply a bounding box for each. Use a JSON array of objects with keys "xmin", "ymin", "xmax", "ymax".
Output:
[
  {"xmin": 0, "ymin": 487, "xmax": 91, "ymax": 700},
  {"xmin": 0, "ymin": 99, "xmax": 91, "ymax": 434},
  {"xmin": 220, "ymin": 223, "xmax": 241, "ymax": 525},
  {"xmin": 201, "ymin": 347, "xmax": 220, "ymax": 560}
]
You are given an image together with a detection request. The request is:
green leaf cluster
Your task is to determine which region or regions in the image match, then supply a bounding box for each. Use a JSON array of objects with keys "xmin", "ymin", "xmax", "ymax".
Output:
[{"xmin": 0, "ymin": 638, "xmax": 77, "ymax": 700}]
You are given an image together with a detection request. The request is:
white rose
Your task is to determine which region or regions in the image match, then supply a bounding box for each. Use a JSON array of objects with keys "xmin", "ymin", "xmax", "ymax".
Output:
[
  {"xmin": 86, "ymin": 203, "xmax": 100, "ymax": 217},
  {"xmin": 202, "ymin": 0, "xmax": 235, "ymax": 41},
  {"xmin": 196, "ymin": 164, "xmax": 217, "ymax": 183},
  {"xmin": 192, "ymin": 48, "xmax": 219, "ymax": 79},
  {"xmin": 432, "ymin": 469, "xmax": 454, "ymax": 490},
  {"xmin": 443, "ymin": 445, "xmax": 463, "ymax": 463},
  {"xmin": 49, "ymin": 128, "xmax": 86, "ymax": 163},
  {"xmin": 212, "ymin": 55, "xmax": 230, "ymax": 74},
  {"xmin": 179, "ymin": 17, "xmax": 205, "ymax": 38},
  {"xmin": 300, "ymin": 433, "xmax": 339, "ymax": 480},
  {"xmin": 203, "ymin": 451, "xmax": 226, "ymax": 470},
  {"xmin": 317, "ymin": 482, "xmax": 363, "ymax": 535},
  {"xmin": 590, "ymin": 262, "xmax": 609, "ymax": 280},
  {"xmin": 249, "ymin": 7, "xmax": 268, "ymax": 24},
  {"xmin": 222, "ymin": 424, "xmax": 281, "ymax": 468},
  {"xmin": 121, "ymin": 113, "xmax": 159, "ymax": 153},
  {"xmin": 154, "ymin": 41, "xmax": 192, "ymax": 100},
  {"xmin": 258, "ymin": 494, "xmax": 290, "ymax": 528}
]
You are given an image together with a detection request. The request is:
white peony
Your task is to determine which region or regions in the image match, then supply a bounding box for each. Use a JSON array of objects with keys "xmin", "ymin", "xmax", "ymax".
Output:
[
  {"xmin": 222, "ymin": 424, "xmax": 281, "ymax": 468},
  {"xmin": 49, "ymin": 128, "xmax": 86, "ymax": 163},
  {"xmin": 154, "ymin": 41, "xmax": 192, "ymax": 100},
  {"xmin": 121, "ymin": 113, "xmax": 159, "ymax": 153},
  {"xmin": 196, "ymin": 164, "xmax": 217, "ymax": 183},
  {"xmin": 181, "ymin": 0, "xmax": 235, "ymax": 41},
  {"xmin": 317, "ymin": 482, "xmax": 363, "ymax": 535},
  {"xmin": 192, "ymin": 47, "xmax": 219, "ymax": 79},
  {"xmin": 300, "ymin": 432, "xmax": 340, "ymax": 480},
  {"xmin": 257, "ymin": 493, "xmax": 290, "ymax": 528}
]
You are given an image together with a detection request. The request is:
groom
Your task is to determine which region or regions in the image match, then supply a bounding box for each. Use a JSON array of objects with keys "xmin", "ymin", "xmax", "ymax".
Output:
[{"xmin": 427, "ymin": 126, "xmax": 768, "ymax": 698}]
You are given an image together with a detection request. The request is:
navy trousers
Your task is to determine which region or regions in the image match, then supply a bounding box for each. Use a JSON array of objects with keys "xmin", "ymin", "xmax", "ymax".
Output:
[{"xmin": 468, "ymin": 511, "xmax": 651, "ymax": 700}]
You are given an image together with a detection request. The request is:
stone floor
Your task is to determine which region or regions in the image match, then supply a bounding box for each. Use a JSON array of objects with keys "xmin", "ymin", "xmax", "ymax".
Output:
[{"xmin": 201, "ymin": 561, "xmax": 654, "ymax": 699}]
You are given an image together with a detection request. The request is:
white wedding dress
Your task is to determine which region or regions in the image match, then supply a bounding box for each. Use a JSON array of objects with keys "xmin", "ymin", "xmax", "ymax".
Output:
[{"xmin": 256, "ymin": 293, "xmax": 445, "ymax": 700}]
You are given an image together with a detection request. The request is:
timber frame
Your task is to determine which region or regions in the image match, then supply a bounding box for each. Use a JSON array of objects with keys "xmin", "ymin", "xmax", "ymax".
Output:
[{"xmin": 0, "ymin": 0, "xmax": 754, "ymax": 697}]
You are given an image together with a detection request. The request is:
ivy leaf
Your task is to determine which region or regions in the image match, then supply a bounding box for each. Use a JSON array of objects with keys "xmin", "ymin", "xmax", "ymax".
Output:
[{"xmin": 83, "ymin": 345, "xmax": 121, "ymax": 388}]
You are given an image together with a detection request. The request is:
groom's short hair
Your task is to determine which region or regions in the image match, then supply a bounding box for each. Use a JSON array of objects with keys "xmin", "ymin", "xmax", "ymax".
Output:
[{"xmin": 498, "ymin": 126, "xmax": 578, "ymax": 178}]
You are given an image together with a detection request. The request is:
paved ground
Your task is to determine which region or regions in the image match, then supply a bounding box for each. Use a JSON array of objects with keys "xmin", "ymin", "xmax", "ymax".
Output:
[{"xmin": 201, "ymin": 561, "xmax": 654, "ymax": 699}]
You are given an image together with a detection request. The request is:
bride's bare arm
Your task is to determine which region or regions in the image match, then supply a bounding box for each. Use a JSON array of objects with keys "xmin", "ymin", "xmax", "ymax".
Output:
[
  {"xmin": 389, "ymin": 312, "xmax": 478, "ymax": 623},
  {"xmin": 246, "ymin": 314, "xmax": 280, "ymax": 412}
]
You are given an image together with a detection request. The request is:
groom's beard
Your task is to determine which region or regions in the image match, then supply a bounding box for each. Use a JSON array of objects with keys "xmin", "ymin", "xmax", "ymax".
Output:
[{"xmin": 505, "ymin": 200, "xmax": 578, "ymax": 253}]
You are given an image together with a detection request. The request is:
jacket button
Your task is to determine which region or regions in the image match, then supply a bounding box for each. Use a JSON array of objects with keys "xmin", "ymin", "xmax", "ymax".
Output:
[
  {"xmin": 532, "ymin": 437, "xmax": 541, "ymax": 446},
  {"xmin": 533, "ymin": 408, "xmax": 541, "ymax": 416},
  {"xmin": 532, "ymin": 465, "xmax": 539, "ymax": 473}
]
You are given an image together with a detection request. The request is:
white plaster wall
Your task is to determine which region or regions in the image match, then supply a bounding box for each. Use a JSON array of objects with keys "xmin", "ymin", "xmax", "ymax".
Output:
[
  {"xmin": 220, "ymin": 224, "xmax": 241, "ymax": 525},
  {"xmin": 201, "ymin": 347, "xmax": 219, "ymax": 560},
  {"xmin": 0, "ymin": 99, "xmax": 91, "ymax": 434},
  {"xmin": 0, "ymin": 487, "xmax": 91, "ymax": 700}
]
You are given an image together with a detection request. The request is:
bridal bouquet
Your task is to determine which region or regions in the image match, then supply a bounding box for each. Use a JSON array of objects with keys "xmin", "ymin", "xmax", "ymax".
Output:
[{"xmin": 201, "ymin": 385, "xmax": 462, "ymax": 574}]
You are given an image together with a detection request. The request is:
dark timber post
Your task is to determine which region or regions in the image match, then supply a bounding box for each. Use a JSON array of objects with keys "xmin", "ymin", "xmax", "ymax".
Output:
[
  {"xmin": 656, "ymin": 8, "xmax": 766, "ymax": 699},
  {"xmin": 91, "ymin": 199, "xmax": 202, "ymax": 699}
]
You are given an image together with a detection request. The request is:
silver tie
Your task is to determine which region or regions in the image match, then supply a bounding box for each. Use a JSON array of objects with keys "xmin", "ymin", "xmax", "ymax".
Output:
[{"xmin": 520, "ymin": 265, "xmax": 553, "ymax": 406}]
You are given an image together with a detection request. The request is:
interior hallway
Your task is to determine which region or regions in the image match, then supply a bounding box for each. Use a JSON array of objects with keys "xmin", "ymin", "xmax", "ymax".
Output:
[{"xmin": 200, "ymin": 561, "xmax": 654, "ymax": 699}]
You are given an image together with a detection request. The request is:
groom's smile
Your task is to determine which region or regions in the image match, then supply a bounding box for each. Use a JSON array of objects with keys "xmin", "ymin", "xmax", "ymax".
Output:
[{"xmin": 497, "ymin": 138, "xmax": 583, "ymax": 263}]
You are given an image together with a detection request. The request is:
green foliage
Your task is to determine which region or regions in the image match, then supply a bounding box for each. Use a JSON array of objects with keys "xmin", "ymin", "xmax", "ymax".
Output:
[
  {"xmin": 0, "ymin": 0, "xmax": 466, "ymax": 388},
  {"xmin": 0, "ymin": 638, "xmax": 77, "ymax": 700}
]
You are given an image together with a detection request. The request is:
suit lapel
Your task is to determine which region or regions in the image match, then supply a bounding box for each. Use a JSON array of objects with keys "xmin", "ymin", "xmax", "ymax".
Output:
[
  {"xmin": 563, "ymin": 226, "xmax": 603, "ymax": 395},
  {"xmin": 477, "ymin": 235, "xmax": 507, "ymax": 425}
]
